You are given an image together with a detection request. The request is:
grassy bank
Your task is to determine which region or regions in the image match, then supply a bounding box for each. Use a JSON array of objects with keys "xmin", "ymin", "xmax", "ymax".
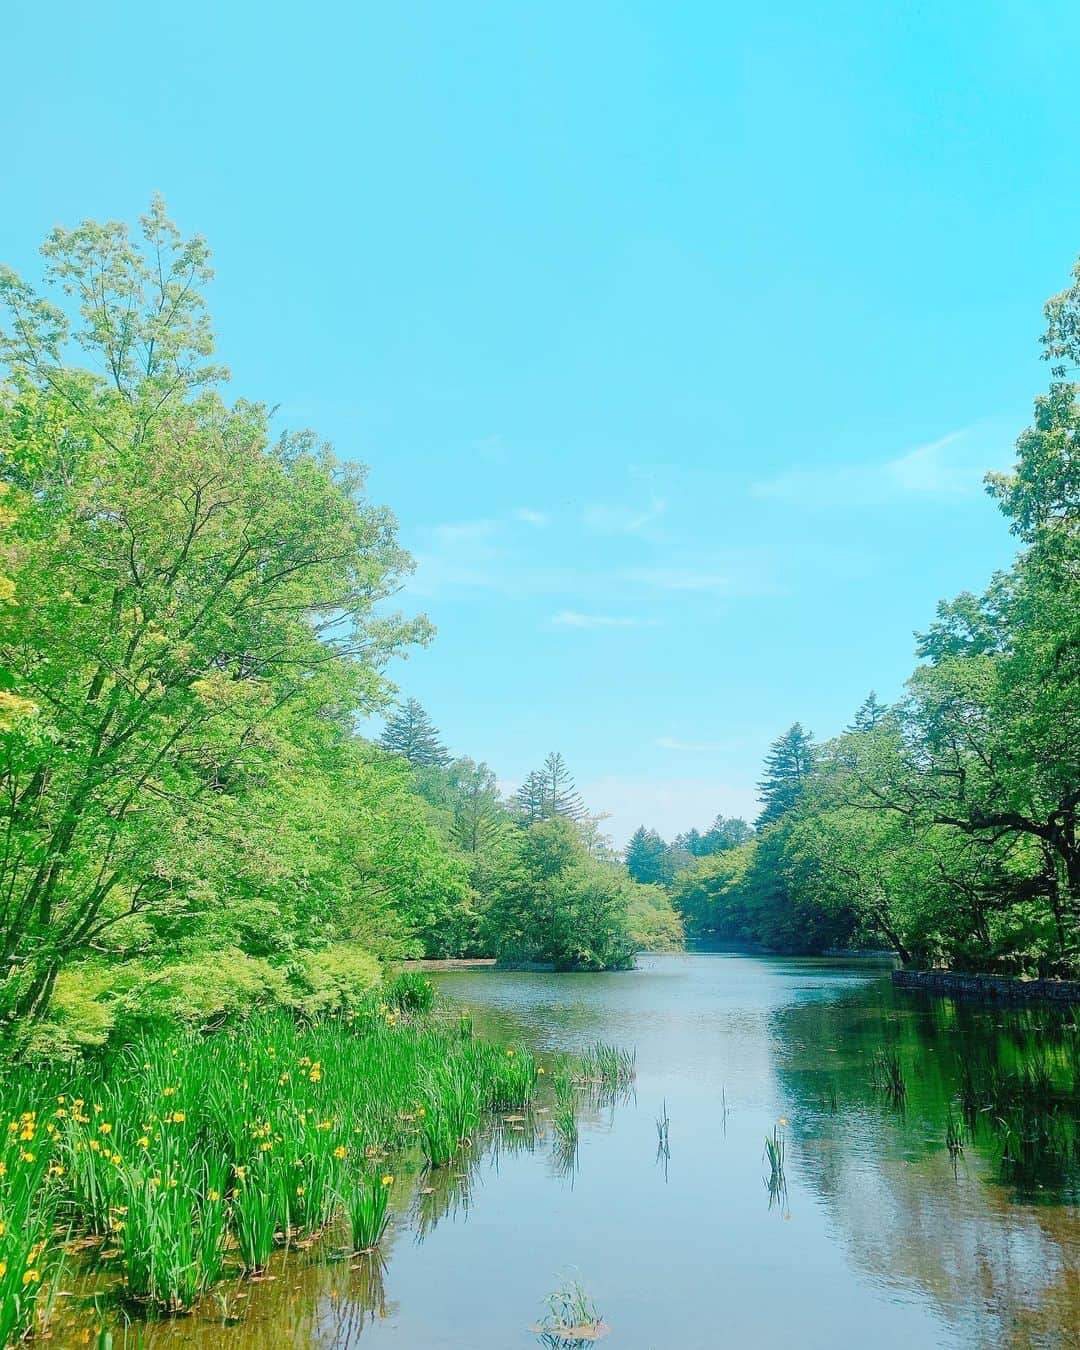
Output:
[{"xmin": 0, "ymin": 975, "xmax": 631, "ymax": 1344}]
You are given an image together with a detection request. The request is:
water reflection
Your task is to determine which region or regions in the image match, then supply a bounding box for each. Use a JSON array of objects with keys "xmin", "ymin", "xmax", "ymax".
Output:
[{"xmin": 63, "ymin": 955, "xmax": 1080, "ymax": 1348}]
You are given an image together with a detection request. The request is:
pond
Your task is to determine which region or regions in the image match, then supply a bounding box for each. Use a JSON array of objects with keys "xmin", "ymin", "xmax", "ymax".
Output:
[{"xmin": 75, "ymin": 952, "xmax": 1080, "ymax": 1348}]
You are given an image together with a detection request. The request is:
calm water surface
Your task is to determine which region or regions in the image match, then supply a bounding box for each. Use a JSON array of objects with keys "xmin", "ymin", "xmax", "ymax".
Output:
[{"xmin": 88, "ymin": 953, "xmax": 1080, "ymax": 1348}]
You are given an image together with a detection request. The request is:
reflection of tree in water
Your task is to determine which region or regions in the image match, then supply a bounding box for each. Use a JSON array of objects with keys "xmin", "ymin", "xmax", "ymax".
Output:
[{"xmin": 769, "ymin": 985, "xmax": 1080, "ymax": 1347}]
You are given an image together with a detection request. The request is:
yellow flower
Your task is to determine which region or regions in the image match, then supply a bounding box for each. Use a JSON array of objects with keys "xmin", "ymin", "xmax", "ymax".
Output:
[
  {"xmin": 234, "ymin": 1165, "xmax": 247, "ymax": 1180},
  {"xmin": 0, "ymin": 1261, "xmax": 6, "ymax": 1278},
  {"xmin": 380, "ymin": 1174, "xmax": 394, "ymax": 1187},
  {"xmin": 19, "ymin": 1151, "xmax": 35, "ymax": 1163},
  {"xmin": 162, "ymin": 1087, "xmax": 175, "ymax": 1097},
  {"xmin": 296, "ymin": 1185, "xmax": 305, "ymax": 1196},
  {"xmin": 537, "ymin": 1067, "xmax": 545, "ymax": 1075},
  {"xmin": 208, "ymin": 1190, "xmax": 220, "ymax": 1202},
  {"xmin": 99, "ymin": 1122, "xmax": 113, "ymax": 1134},
  {"xmin": 333, "ymin": 1146, "xmax": 347, "ymax": 1159},
  {"xmin": 137, "ymin": 1136, "xmax": 150, "ymax": 1149},
  {"xmin": 316, "ymin": 1119, "xmax": 333, "ymax": 1131},
  {"xmin": 169, "ymin": 1112, "xmax": 186, "ymax": 1124},
  {"xmin": 506, "ymin": 1048, "xmax": 515, "ymax": 1057},
  {"xmin": 260, "ymin": 1142, "xmax": 272, "ymax": 1152},
  {"xmin": 22, "ymin": 1268, "xmax": 40, "ymax": 1285}
]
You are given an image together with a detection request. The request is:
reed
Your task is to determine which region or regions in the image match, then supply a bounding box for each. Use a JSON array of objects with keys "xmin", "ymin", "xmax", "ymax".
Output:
[
  {"xmin": 0, "ymin": 990, "xmax": 627, "ymax": 1328},
  {"xmin": 342, "ymin": 1171, "xmax": 394, "ymax": 1252},
  {"xmin": 871, "ymin": 1047, "xmax": 907, "ymax": 1109}
]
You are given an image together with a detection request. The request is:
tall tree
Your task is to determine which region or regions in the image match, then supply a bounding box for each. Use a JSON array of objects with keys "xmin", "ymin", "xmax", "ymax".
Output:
[
  {"xmin": 624, "ymin": 826, "xmax": 672, "ymax": 885},
  {"xmin": 448, "ymin": 759, "xmax": 505, "ymax": 854},
  {"xmin": 379, "ymin": 698, "xmax": 450, "ymax": 767},
  {"xmin": 513, "ymin": 752, "xmax": 585, "ymax": 823},
  {"xmin": 0, "ymin": 202, "xmax": 429, "ymax": 1023},
  {"xmin": 756, "ymin": 724, "xmax": 816, "ymax": 827},
  {"xmin": 848, "ymin": 691, "xmax": 890, "ymax": 733}
]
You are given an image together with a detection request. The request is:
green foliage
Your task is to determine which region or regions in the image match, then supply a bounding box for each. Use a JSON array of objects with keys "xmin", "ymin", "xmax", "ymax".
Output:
[
  {"xmin": 756, "ymin": 723, "xmax": 816, "ymax": 827},
  {"xmin": 482, "ymin": 817, "xmax": 637, "ymax": 970},
  {"xmin": 0, "ymin": 203, "xmax": 435, "ymax": 1030},
  {"xmin": 379, "ymin": 698, "xmax": 450, "ymax": 767},
  {"xmin": 625, "ymin": 826, "xmax": 673, "ymax": 885},
  {"xmin": 671, "ymin": 253, "xmax": 1080, "ymax": 974},
  {"xmin": 0, "ymin": 998, "xmax": 605, "ymax": 1322},
  {"xmin": 626, "ymin": 882, "xmax": 685, "ymax": 952},
  {"xmin": 513, "ymin": 752, "xmax": 585, "ymax": 824}
]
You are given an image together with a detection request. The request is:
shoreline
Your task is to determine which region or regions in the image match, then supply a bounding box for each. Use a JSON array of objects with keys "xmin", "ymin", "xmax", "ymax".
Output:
[{"xmin": 893, "ymin": 968, "xmax": 1080, "ymax": 1005}]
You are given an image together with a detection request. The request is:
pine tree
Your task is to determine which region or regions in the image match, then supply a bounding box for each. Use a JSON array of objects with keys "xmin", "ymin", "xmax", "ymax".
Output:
[
  {"xmin": 379, "ymin": 698, "xmax": 451, "ymax": 767},
  {"xmin": 756, "ymin": 723, "xmax": 815, "ymax": 827},
  {"xmin": 513, "ymin": 752, "xmax": 585, "ymax": 823},
  {"xmin": 625, "ymin": 826, "xmax": 672, "ymax": 885},
  {"xmin": 848, "ymin": 691, "xmax": 889, "ymax": 733}
]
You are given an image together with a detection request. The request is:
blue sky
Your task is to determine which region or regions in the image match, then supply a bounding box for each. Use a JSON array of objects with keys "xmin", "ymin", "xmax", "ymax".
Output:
[{"xmin": 6, "ymin": 2, "xmax": 1080, "ymax": 843}]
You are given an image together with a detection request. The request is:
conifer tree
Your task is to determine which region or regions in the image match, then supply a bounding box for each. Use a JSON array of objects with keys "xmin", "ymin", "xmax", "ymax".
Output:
[
  {"xmin": 513, "ymin": 752, "xmax": 586, "ymax": 823},
  {"xmin": 756, "ymin": 724, "xmax": 815, "ymax": 827},
  {"xmin": 625, "ymin": 826, "xmax": 672, "ymax": 885},
  {"xmin": 379, "ymin": 698, "xmax": 451, "ymax": 767},
  {"xmin": 849, "ymin": 691, "xmax": 890, "ymax": 733}
]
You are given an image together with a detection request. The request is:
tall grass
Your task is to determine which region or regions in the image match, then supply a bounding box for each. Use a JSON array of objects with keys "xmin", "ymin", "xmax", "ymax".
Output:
[
  {"xmin": 0, "ymin": 981, "xmax": 614, "ymax": 1329},
  {"xmin": 342, "ymin": 1171, "xmax": 394, "ymax": 1252}
]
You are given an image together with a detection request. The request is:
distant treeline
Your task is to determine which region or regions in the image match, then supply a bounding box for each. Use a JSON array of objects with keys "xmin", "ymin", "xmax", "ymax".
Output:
[{"xmin": 629, "ymin": 259, "xmax": 1080, "ymax": 978}]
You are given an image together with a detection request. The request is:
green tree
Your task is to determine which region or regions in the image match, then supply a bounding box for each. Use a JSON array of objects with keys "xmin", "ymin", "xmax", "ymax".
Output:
[
  {"xmin": 513, "ymin": 752, "xmax": 585, "ymax": 823},
  {"xmin": 624, "ymin": 826, "xmax": 672, "ymax": 885},
  {"xmin": 756, "ymin": 724, "xmax": 816, "ymax": 826},
  {"xmin": 379, "ymin": 698, "xmax": 450, "ymax": 767},
  {"xmin": 0, "ymin": 202, "xmax": 429, "ymax": 1024}
]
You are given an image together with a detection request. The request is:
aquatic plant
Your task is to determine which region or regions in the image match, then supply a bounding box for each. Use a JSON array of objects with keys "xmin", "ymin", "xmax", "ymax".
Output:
[
  {"xmin": 574, "ymin": 1043, "xmax": 636, "ymax": 1092},
  {"xmin": 945, "ymin": 1107, "xmax": 965, "ymax": 1160},
  {"xmin": 871, "ymin": 1047, "xmax": 907, "ymax": 1109},
  {"xmin": 763, "ymin": 1124, "xmax": 786, "ymax": 1182},
  {"xmin": 342, "ymin": 1171, "xmax": 395, "ymax": 1252},
  {"xmin": 538, "ymin": 1275, "xmax": 606, "ymax": 1344},
  {"xmin": 385, "ymin": 971, "xmax": 436, "ymax": 1014},
  {"xmin": 655, "ymin": 1101, "xmax": 670, "ymax": 1152}
]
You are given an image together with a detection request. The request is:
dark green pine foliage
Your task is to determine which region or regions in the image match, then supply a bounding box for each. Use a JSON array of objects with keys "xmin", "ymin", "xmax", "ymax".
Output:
[
  {"xmin": 756, "ymin": 723, "xmax": 815, "ymax": 827},
  {"xmin": 379, "ymin": 698, "xmax": 451, "ymax": 768},
  {"xmin": 625, "ymin": 826, "xmax": 672, "ymax": 885},
  {"xmin": 848, "ymin": 691, "xmax": 890, "ymax": 733},
  {"xmin": 675, "ymin": 815, "xmax": 753, "ymax": 856},
  {"xmin": 513, "ymin": 752, "xmax": 585, "ymax": 823}
]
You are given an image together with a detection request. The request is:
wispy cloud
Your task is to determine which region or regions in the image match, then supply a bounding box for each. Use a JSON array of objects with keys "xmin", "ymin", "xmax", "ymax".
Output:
[
  {"xmin": 582, "ymin": 495, "xmax": 668, "ymax": 535},
  {"xmin": 622, "ymin": 567, "xmax": 730, "ymax": 593},
  {"xmin": 431, "ymin": 519, "xmax": 498, "ymax": 545},
  {"xmin": 750, "ymin": 428, "xmax": 994, "ymax": 505},
  {"xmin": 551, "ymin": 610, "xmax": 659, "ymax": 629},
  {"xmin": 514, "ymin": 508, "xmax": 549, "ymax": 528}
]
